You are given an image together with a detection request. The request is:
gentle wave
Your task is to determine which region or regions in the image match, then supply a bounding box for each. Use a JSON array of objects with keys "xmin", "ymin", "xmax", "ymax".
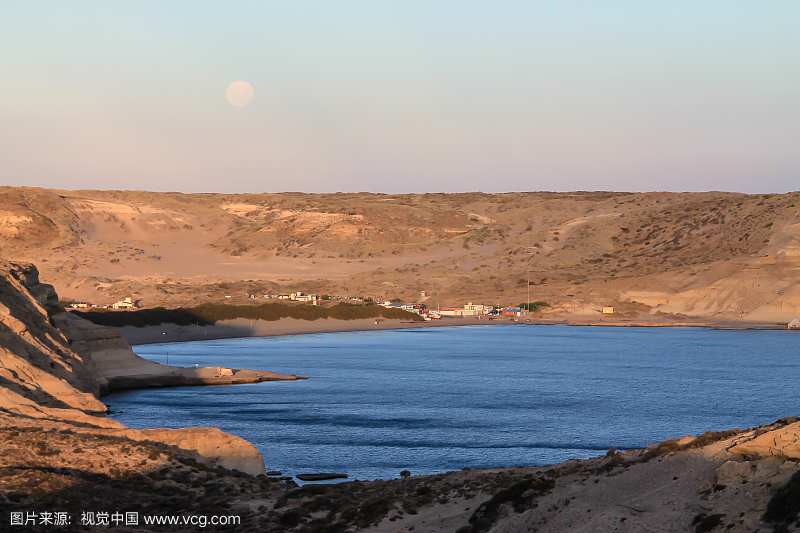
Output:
[{"xmin": 108, "ymin": 325, "xmax": 800, "ymax": 481}]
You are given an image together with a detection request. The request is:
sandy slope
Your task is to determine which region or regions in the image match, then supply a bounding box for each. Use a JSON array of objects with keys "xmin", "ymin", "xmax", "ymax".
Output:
[
  {"xmin": 210, "ymin": 419, "xmax": 800, "ymax": 533},
  {"xmin": 354, "ymin": 421, "xmax": 800, "ymax": 533},
  {"xmin": 2, "ymin": 187, "xmax": 800, "ymax": 324}
]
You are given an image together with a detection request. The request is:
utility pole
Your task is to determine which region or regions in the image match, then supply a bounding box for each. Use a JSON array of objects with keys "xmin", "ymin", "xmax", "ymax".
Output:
[{"xmin": 527, "ymin": 270, "xmax": 530, "ymax": 313}]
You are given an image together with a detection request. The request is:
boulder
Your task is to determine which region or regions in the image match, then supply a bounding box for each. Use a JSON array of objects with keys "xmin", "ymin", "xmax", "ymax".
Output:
[
  {"xmin": 28, "ymin": 283, "xmax": 58, "ymax": 308},
  {"xmin": 730, "ymin": 422, "xmax": 800, "ymax": 459},
  {"xmin": 715, "ymin": 460, "xmax": 751, "ymax": 485},
  {"xmin": 118, "ymin": 427, "xmax": 267, "ymax": 476},
  {"xmin": 9, "ymin": 262, "xmax": 40, "ymax": 288}
]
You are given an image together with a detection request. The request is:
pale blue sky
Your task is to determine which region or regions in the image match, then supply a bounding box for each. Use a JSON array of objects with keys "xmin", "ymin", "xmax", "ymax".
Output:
[{"xmin": 1, "ymin": 1, "xmax": 798, "ymax": 194}]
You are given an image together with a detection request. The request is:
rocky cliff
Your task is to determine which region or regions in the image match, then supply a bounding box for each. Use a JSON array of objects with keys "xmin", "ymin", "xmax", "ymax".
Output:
[
  {"xmin": 0, "ymin": 261, "xmax": 267, "ymax": 475},
  {"xmin": 0, "ymin": 262, "xmax": 106, "ymax": 415}
]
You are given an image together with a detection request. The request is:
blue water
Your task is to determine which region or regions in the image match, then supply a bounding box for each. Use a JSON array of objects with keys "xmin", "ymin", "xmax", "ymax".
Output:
[{"xmin": 106, "ymin": 325, "xmax": 800, "ymax": 481}]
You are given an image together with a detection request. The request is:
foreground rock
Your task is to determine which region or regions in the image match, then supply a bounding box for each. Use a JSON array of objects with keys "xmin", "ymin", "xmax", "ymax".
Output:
[
  {"xmin": 0, "ymin": 426, "xmax": 284, "ymax": 532},
  {"xmin": 164, "ymin": 417, "xmax": 797, "ymax": 533},
  {"xmin": 731, "ymin": 422, "xmax": 800, "ymax": 460},
  {"xmin": 349, "ymin": 419, "xmax": 800, "ymax": 533},
  {"xmin": 4, "ymin": 413, "xmax": 800, "ymax": 532}
]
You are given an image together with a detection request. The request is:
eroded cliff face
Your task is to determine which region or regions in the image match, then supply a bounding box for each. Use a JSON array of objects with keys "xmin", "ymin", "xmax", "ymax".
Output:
[
  {"xmin": 0, "ymin": 262, "xmax": 266, "ymax": 475},
  {"xmin": 0, "ymin": 262, "xmax": 106, "ymax": 413}
]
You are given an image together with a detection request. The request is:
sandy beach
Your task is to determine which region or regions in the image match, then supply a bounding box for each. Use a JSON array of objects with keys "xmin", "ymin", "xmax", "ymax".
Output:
[
  {"xmin": 115, "ymin": 315, "xmax": 500, "ymax": 345},
  {"xmin": 114, "ymin": 314, "xmax": 792, "ymax": 346}
]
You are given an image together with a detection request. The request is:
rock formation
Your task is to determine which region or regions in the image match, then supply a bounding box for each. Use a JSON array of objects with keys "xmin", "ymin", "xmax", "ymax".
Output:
[
  {"xmin": 730, "ymin": 421, "xmax": 800, "ymax": 460},
  {"xmin": 0, "ymin": 262, "xmax": 105, "ymax": 412},
  {"xmin": 0, "ymin": 261, "xmax": 267, "ymax": 475}
]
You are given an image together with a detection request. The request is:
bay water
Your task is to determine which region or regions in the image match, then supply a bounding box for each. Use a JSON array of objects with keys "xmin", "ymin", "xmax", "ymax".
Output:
[{"xmin": 106, "ymin": 325, "xmax": 800, "ymax": 481}]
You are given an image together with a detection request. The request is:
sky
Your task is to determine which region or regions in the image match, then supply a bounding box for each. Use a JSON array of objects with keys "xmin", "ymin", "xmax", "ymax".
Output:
[{"xmin": 1, "ymin": 1, "xmax": 798, "ymax": 195}]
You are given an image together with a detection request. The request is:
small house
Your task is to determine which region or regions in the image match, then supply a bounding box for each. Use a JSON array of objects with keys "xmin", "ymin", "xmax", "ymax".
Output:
[
  {"xmin": 789, "ymin": 319, "xmax": 800, "ymax": 329},
  {"xmin": 464, "ymin": 302, "xmax": 493, "ymax": 314},
  {"xmin": 602, "ymin": 307, "xmax": 614, "ymax": 314}
]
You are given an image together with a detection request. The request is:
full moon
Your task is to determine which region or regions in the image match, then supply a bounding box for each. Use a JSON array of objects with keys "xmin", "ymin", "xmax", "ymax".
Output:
[{"xmin": 226, "ymin": 81, "xmax": 254, "ymax": 106}]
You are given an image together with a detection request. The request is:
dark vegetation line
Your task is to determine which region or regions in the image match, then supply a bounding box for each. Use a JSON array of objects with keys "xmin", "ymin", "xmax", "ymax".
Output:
[{"xmin": 72, "ymin": 302, "xmax": 424, "ymax": 328}]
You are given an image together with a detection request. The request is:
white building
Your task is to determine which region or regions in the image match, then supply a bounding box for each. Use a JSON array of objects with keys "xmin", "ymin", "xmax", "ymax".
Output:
[
  {"xmin": 464, "ymin": 302, "xmax": 493, "ymax": 314},
  {"xmin": 111, "ymin": 297, "xmax": 141, "ymax": 309},
  {"xmin": 789, "ymin": 319, "xmax": 800, "ymax": 329},
  {"xmin": 439, "ymin": 307, "xmax": 474, "ymax": 317},
  {"xmin": 381, "ymin": 302, "xmax": 424, "ymax": 314}
]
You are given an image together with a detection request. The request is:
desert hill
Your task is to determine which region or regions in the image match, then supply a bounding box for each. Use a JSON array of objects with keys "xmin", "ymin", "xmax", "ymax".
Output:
[{"xmin": 2, "ymin": 187, "xmax": 800, "ymax": 322}]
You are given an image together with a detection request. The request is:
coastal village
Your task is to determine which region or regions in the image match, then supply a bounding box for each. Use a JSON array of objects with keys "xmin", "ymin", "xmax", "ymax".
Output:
[
  {"xmin": 69, "ymin": 289, "xmax": 550, "ymax": 320},
  {"xmin": 67, "ymin": 292, "xmax": 533, "ymax": 319},
  {"xmin": 66, "ymin": 291, "xmax": 800, "ymax": 328}
]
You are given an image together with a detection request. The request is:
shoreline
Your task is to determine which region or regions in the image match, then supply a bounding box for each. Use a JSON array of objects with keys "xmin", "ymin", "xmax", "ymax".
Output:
[
  {"xmin": 114, "ymin": 315, "xmax": 793, "ymax": 346},
  {"xmin": 117, "ymin": 316, "xmax": 497, "ymax": 345}
]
